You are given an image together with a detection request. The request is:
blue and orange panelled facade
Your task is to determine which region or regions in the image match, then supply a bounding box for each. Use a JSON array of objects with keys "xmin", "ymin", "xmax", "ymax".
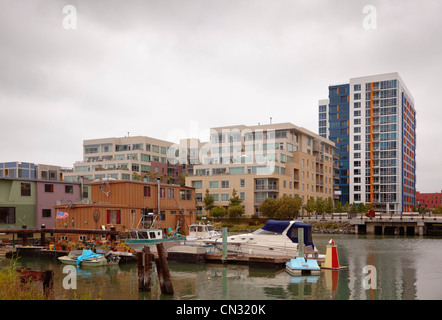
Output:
[{"xmin": 327, "ymin": 84, "xmax": 350, "ymax": 205}]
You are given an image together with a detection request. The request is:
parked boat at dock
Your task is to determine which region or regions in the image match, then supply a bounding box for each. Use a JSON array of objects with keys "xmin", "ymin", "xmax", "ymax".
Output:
[
  {"xmin": 124, "ymin": 228, "xmax": 185, "ymax": 252},
  {"xmin": 185, "ymin": 222, "xmax": 221, "ymax": 242},
  {"xmin": 58, "ymin": 249, "xmax": 120, "ymax": 267},
  {"xmin": 200, "ymin": 220, "xmax": 322, "ymax": 258}
]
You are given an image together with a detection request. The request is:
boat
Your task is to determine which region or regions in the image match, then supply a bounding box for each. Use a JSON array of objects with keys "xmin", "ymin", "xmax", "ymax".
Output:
[
  {"xmin": 124, "ymin": 214, "xmax": 186, "ymax": 252},
  {"xmin": 58, "ymin": 249, "xmax": 120, "ymax": 267},
  {"xmin": 124, "ymin": 228, "xmax": 186, "ymax": 252},
  {"xmin": 185, "ymin": 222, "xmax": 221, "ymax": 242},
  {"xmin": 200, "ymin": 220, "xmax": 321, "ymax": 258}
]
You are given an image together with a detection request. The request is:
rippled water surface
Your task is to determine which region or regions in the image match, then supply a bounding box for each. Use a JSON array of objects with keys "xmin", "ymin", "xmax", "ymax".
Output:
[{"xmin": 3, "ymin": 234, "xmax": 442, "ymax": 300}]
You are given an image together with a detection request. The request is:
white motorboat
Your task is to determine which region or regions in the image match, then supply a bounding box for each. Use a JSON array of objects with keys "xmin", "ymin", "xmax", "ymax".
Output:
[
  {"xmin": 185, "ymin": 223, "xmax": 221, "ymax": 242},
  {"xmin": 200, "ymin": 220, "xmax": 321, "ymax": 258},
  {"xmin": 58, "ymin": 249, "xmax": 120, "ymax": 267}
]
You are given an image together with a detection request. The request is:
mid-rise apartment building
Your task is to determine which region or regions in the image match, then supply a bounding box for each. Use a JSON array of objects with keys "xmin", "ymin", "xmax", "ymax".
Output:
[
  {"xmin": 64, "ymin": 136, "xmax": 185, "ymax": 184},
  {"xmin": 183, "ymin": 122, "xmax": 337, "ymax": 216},
  {"xmin": 319, "ymin": 72, "xmax": 416, "ymax": 213},
  {"xmin": 0, "ymin": 162, "xmax": 73, "ymax": 181},
  {"xmin": 416, "ymin": 191, "xmax": 442, "ymax": 210}
]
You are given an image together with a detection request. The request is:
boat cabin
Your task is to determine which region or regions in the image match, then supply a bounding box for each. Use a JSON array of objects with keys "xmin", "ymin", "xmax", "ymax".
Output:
[
  {"xmin": 129, "ymin": 229, "xmax": 163, "ymax": 240},
  {"xmin": 188, "ymin": 223, "xmax": 220, "ymax": 239}
]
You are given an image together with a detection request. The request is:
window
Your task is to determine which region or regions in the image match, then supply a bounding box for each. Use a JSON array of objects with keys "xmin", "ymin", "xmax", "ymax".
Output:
[
  {"xmin": 21, "ymin": 183, "xmax": 31, "ymax": 196},
  {"xmin": 85, "ymin": 145, "xmax": 100, "ymax": 154},
  {"xmin": 45, "ymin": 184, "xmax": 54, "ymax": 193},
  {"xmin": 209, "ymin": 181, "xmax": 219, "ymax": 189},
  {"xmin": 144, "ymin": 186, "xmax": 151, "ymax": 197},
  {"xmin": 221, "ymin": 193, "xmax": 229, "ymax": 201},
  {"xmin": 240, "ymin": 179, "xmax": 245, "ymax": 188},
  {"xmin": 168, "ymin": 188, "xmax": 174, "ymax": 199},
  {"xmin": 106, "ymin": 210, "xmax": 121, "ymax": 224},
  {"xmin": 221, "ymin": 180, "xmax": 229, "ymax": 188},
  {"xmin": 160, "ymin": 187, "xmax": 165, "ymax": 198},
  {"xmin": 65, "ymin": 185, "xmax": 73, "ymax": 194},
  {"xmin": 42, "ymin": 209, "xmax": 52, "ymax": 218},
  {"xmin": 180, "ymin": 189, "xmax": 192, "ymax": 200},
  {"xmin": 192, "ymin": 180, "xmax": 202, "ymax": 188},
  {"xmin": 0, "ymin": 207, "xmax": 15, "ymax": 224},
  {"xmin": 354, "ymin": 84, "xmax": 361, "ymax": 91}
]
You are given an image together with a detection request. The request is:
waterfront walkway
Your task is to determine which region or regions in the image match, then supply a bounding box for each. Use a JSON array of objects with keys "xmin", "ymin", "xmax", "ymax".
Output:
[{"xmin": 299, "ymin": 212, "xmax": 442, "ymax": 236}]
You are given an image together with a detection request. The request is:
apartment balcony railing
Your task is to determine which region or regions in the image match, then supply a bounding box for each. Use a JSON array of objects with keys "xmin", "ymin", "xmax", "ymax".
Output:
[{"xmin": 254, "ymin": 185, "xmax": 279, "ymax": 192}]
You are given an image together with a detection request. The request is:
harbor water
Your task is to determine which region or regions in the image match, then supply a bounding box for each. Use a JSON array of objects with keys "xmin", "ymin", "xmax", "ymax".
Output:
[{"xmin": 2, "ymin": 233, "xmax": 442, "ymax": 300}]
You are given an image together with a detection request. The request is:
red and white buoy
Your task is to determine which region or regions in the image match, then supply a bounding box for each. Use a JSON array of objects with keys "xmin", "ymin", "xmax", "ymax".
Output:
[{"xmin": 321, "ymin": 239, "xmax": 347, "ymax": 270}]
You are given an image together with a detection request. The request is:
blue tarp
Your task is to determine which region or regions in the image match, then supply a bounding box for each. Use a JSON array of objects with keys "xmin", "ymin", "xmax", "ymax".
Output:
[
  {"xmin": 76, "ymin": 249, "xmax": 102, "ymax": 266},
  {"xmin": 261, "ymin": 220, "xmax": 314, "ymax": 249}
]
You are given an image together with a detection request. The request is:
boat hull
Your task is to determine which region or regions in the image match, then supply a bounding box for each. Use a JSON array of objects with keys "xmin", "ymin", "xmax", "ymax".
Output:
[
  {"xmin": 58, "ymin": 255, "xmax": 120, "ymax": 267},
  {"xmin": 125, "ymin": 237, "xmax": 185, "ymax": 252}
]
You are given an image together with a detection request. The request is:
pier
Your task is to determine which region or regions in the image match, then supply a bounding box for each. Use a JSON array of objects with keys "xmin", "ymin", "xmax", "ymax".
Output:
[{"xmin": 300, "ymin": 212, "xmax": 442, "ymax": 236}]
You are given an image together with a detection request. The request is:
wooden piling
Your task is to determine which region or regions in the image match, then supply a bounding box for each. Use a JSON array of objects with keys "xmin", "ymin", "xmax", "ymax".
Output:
[
  {"xmin": 17, "ymin": 269, "xmax": 54, "ymax": 299},
  {"xmin": 21, "ymin": 225, "xmax": 28, "ymax": 246},
  {"xmin": 136, "ymin": 246, "xmax": 153, "ymax": 291},
  {"xmin": 40, "ymin": 224, "xmax": 46, "ymax": 247},
  {"xmin": 155, "ymin": 242, "xmax": 174, "ymax": 295}
]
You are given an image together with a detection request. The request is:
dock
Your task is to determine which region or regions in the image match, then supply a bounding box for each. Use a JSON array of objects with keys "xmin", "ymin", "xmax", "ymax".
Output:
[{"xmin": 205, "ymin": 252, "xmax": 292, "ymax": 268}]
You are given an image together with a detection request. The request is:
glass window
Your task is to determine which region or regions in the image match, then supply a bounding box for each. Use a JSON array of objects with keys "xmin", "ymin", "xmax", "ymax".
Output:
[
  {"xmin": 21, "ymin": 183, "xmax": 31, "ymax": 196},
  {"xmin": 209, "ymin": 181, "xmax": 219, "ymax": 188}
]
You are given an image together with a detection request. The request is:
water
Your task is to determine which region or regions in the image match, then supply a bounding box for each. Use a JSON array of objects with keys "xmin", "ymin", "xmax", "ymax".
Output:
[{"xmin": 3, "ymin": 234, "xmax": 442, "ymax": 300}]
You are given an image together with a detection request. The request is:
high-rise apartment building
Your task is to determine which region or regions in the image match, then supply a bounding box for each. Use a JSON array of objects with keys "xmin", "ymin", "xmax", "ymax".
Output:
[
  {"xmin": 319, "ymin": 72, "xmax": 416, "ymax": 213},
  {"xmin": 183, "ymin": 122, "xmax": 337, "ymax": 216}
]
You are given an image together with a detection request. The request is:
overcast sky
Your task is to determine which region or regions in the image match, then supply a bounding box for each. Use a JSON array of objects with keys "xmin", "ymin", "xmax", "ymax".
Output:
[{"xmin": 0, "ymin": 0, "xmax": 441, "ymax": 193}]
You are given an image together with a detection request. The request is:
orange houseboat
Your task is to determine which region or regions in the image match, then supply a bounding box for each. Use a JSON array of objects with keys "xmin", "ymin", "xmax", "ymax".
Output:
[{"xmin": 54, "ymin": 180, "xmax": 196, "ymax": 242}]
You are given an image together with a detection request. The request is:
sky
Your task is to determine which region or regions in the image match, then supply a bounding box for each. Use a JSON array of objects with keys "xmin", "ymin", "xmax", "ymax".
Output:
[{"xmin": 0, "ymin": 0, "xmax": 441, "ymax": 193}]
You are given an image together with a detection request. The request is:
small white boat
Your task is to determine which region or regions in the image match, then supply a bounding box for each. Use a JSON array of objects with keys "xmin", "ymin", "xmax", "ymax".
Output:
[
  {"xmin": 58, "ymin": 249, "xmax": 120, "ymax": 267},
  {"xmin": 200, "ymin": 220, "xmax": 321, "ymax": 258},
  {"xmin": 185, "ymin": 223, "xmax": 221, "ymax": 242}
]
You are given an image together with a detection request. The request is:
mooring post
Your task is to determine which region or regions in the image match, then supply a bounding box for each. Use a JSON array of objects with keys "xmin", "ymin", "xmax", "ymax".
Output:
[
  {"xmin": 43, "ymin": 270, "xmax": 54, "ymax": 300},
  {"xmin": 137, "ymin": 246, "xmax": 153, "ymax": 291},
  {"xmin": 222, "ymin": 227, "xmax": 227, "ymax": 261},
  {"xmin": 40, "ymin": 224, "xmax": 46, "ymax": 247},
  {"xmin": 21, "ymin": 225, "xmax": 27, "ymax": 246},
  {"xmin": 298, "ymin": 227, "xmax": 304, "ymax": 258},
  {"xmin": 155, "ymin": 242, "xmax": 174, "ymax": 295},
  {"xmin": 17, "ymin": 269, "xmax": 54, "ymax": 300}
]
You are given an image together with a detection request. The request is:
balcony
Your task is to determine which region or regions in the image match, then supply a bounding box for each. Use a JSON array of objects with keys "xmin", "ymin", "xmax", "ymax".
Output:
[{"xmin": 254, "ymin": 185, "xmax": 279, "ymax": 192}]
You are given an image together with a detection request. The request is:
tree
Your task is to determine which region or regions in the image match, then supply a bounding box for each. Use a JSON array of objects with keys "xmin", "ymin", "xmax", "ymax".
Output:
[
  {"xmin": 304, "ymin": 196, "xmax": 316, "ymax": 215},
  {"xmin": 334, "ymin": 201, "xmax": 343, "ymax": 213},
  {"xmin": 228, "ymin": 189, "xmax": 242, "ymax": 207},
  {"xmin": 211, "ymin": 206, "xmax": 226, "ymax": 218},
  {"xmin": 259, "ymin": 198, "xmax": 278, "ymax": 218},
  {"xmin": 315, "ymin": 197, "xmax": 325, "ymax": 215},
  {"xmin": 202, "ymin": 189, "xmax": 214, "ymax": 214},
  {"xmin": 324, "ymin": 197, "xmax": 334, "ymax": 214},
  {"xmin": 276, "ymin": 195, "xmax": 302, "ymax": 220},
  {"xmin": 357, "ymin": 203, "xmax": 367, "ymax": 214},
  {"xmin": 178, "ymin": 173, "xmax": 188, "ymax": 186},
  {"xmin": 228, "ymin": 205, "xmax": 244, "ymax": 218},
  {"xmin": 227, "ymin": 189, "xmax": 244, "ymax": 217},
  {"xmin": 433, "ymin": 205, "xmax": 442, "ymax": 215}
]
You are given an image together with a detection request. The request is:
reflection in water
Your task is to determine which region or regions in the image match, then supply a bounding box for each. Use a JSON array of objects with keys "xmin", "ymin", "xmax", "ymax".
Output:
[{"xmin": 4, "ymin": 234, "xmax": 442, "ymax": 300}]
